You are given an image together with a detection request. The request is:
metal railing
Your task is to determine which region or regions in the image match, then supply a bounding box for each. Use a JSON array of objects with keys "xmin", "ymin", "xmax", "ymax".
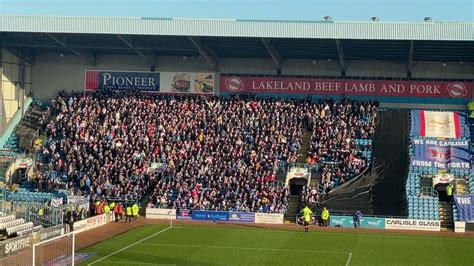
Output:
[{"xmin": 420, "ymin": 187, "xmax": 439, "ymax": 198}]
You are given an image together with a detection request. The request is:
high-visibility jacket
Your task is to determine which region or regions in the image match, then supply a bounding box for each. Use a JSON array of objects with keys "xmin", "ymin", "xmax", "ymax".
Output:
[
  {"xmin": 132, "ymin": 204, "xmax": 139, "ymax": 216},
  {"xmin": 301, "ymin": 207, "xmax": 312, "ymax": 222},
  {"xmin": 37, "ymin": 208, "xmax": 43, "ymax": 217},
  {"xmin": 110, "ymin": 202, "xmax": 116, "ymax": 209},
  {"xmin": 104, "ymin": 205, "xmax": 110, "ymax": 213},
  {"xmin": 321, "ymin": 209, "xmax": 329, "ymax": 220},
  {"xmin": 447, "ymin": 184, "xmax": 453, "ymax": 196},
  {"xmin": 126, "ymin": 206, "xmax": 132, "ymax": 216}
]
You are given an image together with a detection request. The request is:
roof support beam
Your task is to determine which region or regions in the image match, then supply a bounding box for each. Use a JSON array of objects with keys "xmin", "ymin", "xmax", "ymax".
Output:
[
  {"xmin": 187, "ymin": 36, "xmax": 218, "ymax": 70},
  {"xmin": 46, "ymin": 33, "xmax": 96, "ymax": 65},
  {"xmin": 116, "ymin": 35, "xmax": 156, "ymax": 68},
  {"xmin": 261, "ymin": 38, "xmax": 282, "ymax": 71},
  {"xmin": 407, "ymin": 40, "xmax": 414, "ymax": 77},
  {"xmin": 335, "ymin": 39, "xmax": 346, "ymax": 74}
]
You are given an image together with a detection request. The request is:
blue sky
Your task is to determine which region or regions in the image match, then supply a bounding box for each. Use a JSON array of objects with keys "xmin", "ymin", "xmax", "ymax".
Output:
[{"xmin": 0, "ymin": 0, "xmax": 472, "ymax": 22}]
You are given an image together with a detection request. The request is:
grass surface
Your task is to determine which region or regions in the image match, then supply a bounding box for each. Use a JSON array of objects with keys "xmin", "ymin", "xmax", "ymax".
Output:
[{"xmin": 80, "ymin": 224, "xmax": 474, "ymax": 266}]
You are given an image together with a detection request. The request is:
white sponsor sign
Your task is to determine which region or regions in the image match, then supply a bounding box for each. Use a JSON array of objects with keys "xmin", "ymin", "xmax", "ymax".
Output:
[
  {"xmin": 454, "ymin": 221, "xmax": 466, "ymax": 233},
  {"xmin": 432, "ymin": 173, "xmax": 454, "ymax": 186},
  {"xmin": 385, "ymin": 218, "xmax": 440, "ymax": 231},
  {"xmin": 4, "ymin": 236, "xmax": 30, "ymax": 255},
  {"xmin": 146, "ymin": 208, "xmax": 176, "ymax": 220},
  {"xmin": 73, "ymin": 214, "xmax": 108, "ymax": 233},
  {"xmin": 254, "ymin": 213, "xmax": 284, "ymax": 224}
]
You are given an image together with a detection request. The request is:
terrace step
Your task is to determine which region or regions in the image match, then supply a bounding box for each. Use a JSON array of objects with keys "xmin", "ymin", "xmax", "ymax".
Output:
[
  {"xmin": 284, "ymin": 195, "xmax": 300, "ymax": 223},
  {"xmin": 438, "ymin": 200, "xmax": 453, "ymax": 232}
]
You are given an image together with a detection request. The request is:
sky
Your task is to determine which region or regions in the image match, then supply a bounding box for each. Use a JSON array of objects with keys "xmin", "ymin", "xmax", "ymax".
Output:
[{"xmin": 0, "ymin": 0, "xmax": 472, "ymax": 22}]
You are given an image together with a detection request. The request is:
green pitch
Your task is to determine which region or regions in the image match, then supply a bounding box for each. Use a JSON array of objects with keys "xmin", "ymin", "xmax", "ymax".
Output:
[{"xmin": 80, "ymin": 224, "xmax": 474, "ymax": 266}]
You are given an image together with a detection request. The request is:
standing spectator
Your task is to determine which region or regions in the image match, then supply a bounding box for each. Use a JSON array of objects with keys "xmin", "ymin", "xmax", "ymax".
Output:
[
  {"xmin": 321, "ymin": 207, "xmax": 329, "ymax": 227},
  {"xmin": 353, "ymin": 210, "xmax": 362, "ymax": 228},
  {"xmin": 446, "ymin": 183, "xmax": 453, "ymax": 203},
  {"xmin": 114, "ymin": 203, "xmax": 120, "ymax": 223},
  {"xmin": 132, "ymin": 202, "xmax": 139, "ymax": 220},
  {"xmin": 300, "ymin": 205, "xmax": 313, "ymax": 232},
  {"xmin": 125, "ymin": 204, "xmax": 132, "ymax": 222}
]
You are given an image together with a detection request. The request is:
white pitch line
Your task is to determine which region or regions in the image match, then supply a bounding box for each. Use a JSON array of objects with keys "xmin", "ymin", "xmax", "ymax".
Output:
[
  {"xmin": 139, "ymin": 242, "xmax": 348, "ymax": 254},
  {"xmin": 88, "ymin": 226, "xmax": 172, "ymax": 266},
  {"xmin": 171, "ymin": 226, "xmax": 474, "ymax": 241},
  {"xmin": 345, "ymin": 252, "xmax": 353, "ymax": 266},
  {"xmin": 100, "ymin": 262, "xmax": 175, "ymax": 266}
]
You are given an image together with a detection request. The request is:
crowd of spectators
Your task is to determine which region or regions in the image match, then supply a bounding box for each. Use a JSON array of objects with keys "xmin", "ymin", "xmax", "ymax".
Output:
[
  {"xmin": 34, "ymin": 91, "xmax": 377, "ymax": 215},
  {"xmin": 305, "ymin": 98, "xmax": 378, "ymax": 193},
  {"xmin": 37, "ymin": 92, "xmax": 312, "ymax": 213}
]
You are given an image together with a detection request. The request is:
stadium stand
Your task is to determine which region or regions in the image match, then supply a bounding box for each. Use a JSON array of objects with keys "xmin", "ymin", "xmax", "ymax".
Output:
[{"xmin": 13, "ymin": 91, "xmax": 381, "ymax": 215}]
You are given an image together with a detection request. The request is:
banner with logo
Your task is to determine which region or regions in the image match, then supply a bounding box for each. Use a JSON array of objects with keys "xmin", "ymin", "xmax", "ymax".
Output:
[
  {"xmin": 385, "ymin": 218, "xmax": 441, "ymax": 231},
  {"xmin": 146, "ymin": 208, "xmax": 176, "ymax": 220},
  {"xmin": 0, "ymin": 235, "xmax": 31, "ymax": 257},
  {"xmin": 329, "ymin": 215, "xmax": 354, "ymax": 227},
  {"xmin": 432, "ymin": 173, "xmax": 455, "ymax": 185},
  {"xmin": 361, "ymin": 217, "xmax": 386, "ymax": 229},
  {"xmin": 410, "ymin": 110, "xmax": 467, "ymax": 138},
  {"xmin": 190, "ymin": 210, "xmax": 229, "ymax": 221},
  {"xmin": 176, "ymin": 209, "xmax": 192, "ymax": 220},
  {"xmin": 73, "ymin": 214, "xmax": 108, "ymax": 233},
  {"xmin": 85, "ymin": 70, "xmax": 214, "ymax": 94},
  {"xmin": 228, "ymin": 212, "xmax": 255, "ymax": 223},
  {"xmin": 31, "ymin": 225, "xmax": 64, "ymax": 244},
  {"xmin": 254, "ymin": 213, "xmax": 284, "ymax": 224},
  {"xmin": 50, "ymin": 197, "xmax": 64, "ymax": 207},
  {"xmin": 220, "ymin": 75, "xmax": 472, "ymax": 101},
  {"xmin": 410, "ymin": 138, "xmax": 471, "ymax": 170},
  {"xmin": 453, "ymin": 195, "xmax": 474, "ymax": 222}
]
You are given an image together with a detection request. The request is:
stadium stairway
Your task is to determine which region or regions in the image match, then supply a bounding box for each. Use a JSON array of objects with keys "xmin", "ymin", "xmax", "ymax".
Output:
[
  {"xmin": 296, "ymin": 130, "xmax": 313, "ymax": 164},
  {"xmin": 438, "ymin": 201, "xmax": 454, "ymax": 231},
  {"xmin": 284, "ymin": 195, "xmax": 299, "ymax": 223}
]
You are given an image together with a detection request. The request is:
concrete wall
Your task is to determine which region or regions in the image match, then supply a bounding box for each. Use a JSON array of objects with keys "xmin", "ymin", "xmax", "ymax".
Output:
[
  {"xmin": 31, "ymin": 52, "xmax": 474, "ymax": 103},
  {"xmin": 1, "ymin": 49, "xmax": 31, "ymax": 134}
]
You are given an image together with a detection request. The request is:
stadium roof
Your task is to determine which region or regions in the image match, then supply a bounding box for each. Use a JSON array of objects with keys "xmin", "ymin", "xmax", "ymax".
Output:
[{"xmin": 1, "ymin": 15, "xmax": 473, "ymax": 68}]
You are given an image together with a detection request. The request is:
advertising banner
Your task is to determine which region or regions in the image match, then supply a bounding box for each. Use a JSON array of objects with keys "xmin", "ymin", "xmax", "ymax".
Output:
[
  {"xmin": 190, "ymin": 210, "xmax": 229, "ymax": 221},
  {"xmin": 410, "ymin": 110, "xmax": 466, "ymax": 138},
  {"xmin": 176, "ymin": 209, "xmax": 192, "ymax": 220},
  {"xmin": 385, "ymin": 218, "xmax": 440, "ymax": 231},
  {"xmin": 85, "ymin": 70, "xmax": 214, "ymax": 94},
  {"xmin": 453, "ymin": 195, "xmax": 474, "ymax": 222},
  {"xmin": 360, "ymin": 217, "xmax": 386, "ymax": 229},
  {"xmin": 329, "ymin": 215, "xmax": 353, "ymax": 227},
  {"xmin": 410, "ymin": 138, "xmax": 471, "ymax": 170},
  {"xmin": 454, "ymin": 221, "xmax": 466, "ymax": 233},
  {"xmin": 220, "ymin": 75, "xmax": 472, "ymax": 100},
  {"xmin": 146, "ymin": 208, "xmax": 176, "ymax": 220},
  {"xmin": 432, "ymin": 173, "xmax": 454, "ymax": 186},
  {"xmin": 0, "ymin": 235, "xmax": 31, "ymax": 257},
  {"xmin": 31, "ymin": 225, "xmax": 64, "ymax": 244},
  {"xmin": 73, "ymin": 214, "xmax": 108, "ymax": 233},
  {"xmin": 254, "ymin": 213, "xmax": 284, "ymax": 224},
  {"xmin": 228, "ymin": 212, "xmax": 255, "ymax": 223}
]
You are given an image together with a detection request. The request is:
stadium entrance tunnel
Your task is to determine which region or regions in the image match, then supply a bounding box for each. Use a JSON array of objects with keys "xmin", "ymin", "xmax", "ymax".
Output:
[
  {"xmin": 290, "ymin": 178, "xmax": 307, "ymax": 195},
  {"xmin": 320, "ymin": 110, "xmax": 409, "ymax": 216}
]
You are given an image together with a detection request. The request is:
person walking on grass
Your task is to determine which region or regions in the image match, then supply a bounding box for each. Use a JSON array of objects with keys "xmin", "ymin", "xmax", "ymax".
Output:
[{"xmin": 300, "ymin": 206, "xmax": 313, "ymax": 232}]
